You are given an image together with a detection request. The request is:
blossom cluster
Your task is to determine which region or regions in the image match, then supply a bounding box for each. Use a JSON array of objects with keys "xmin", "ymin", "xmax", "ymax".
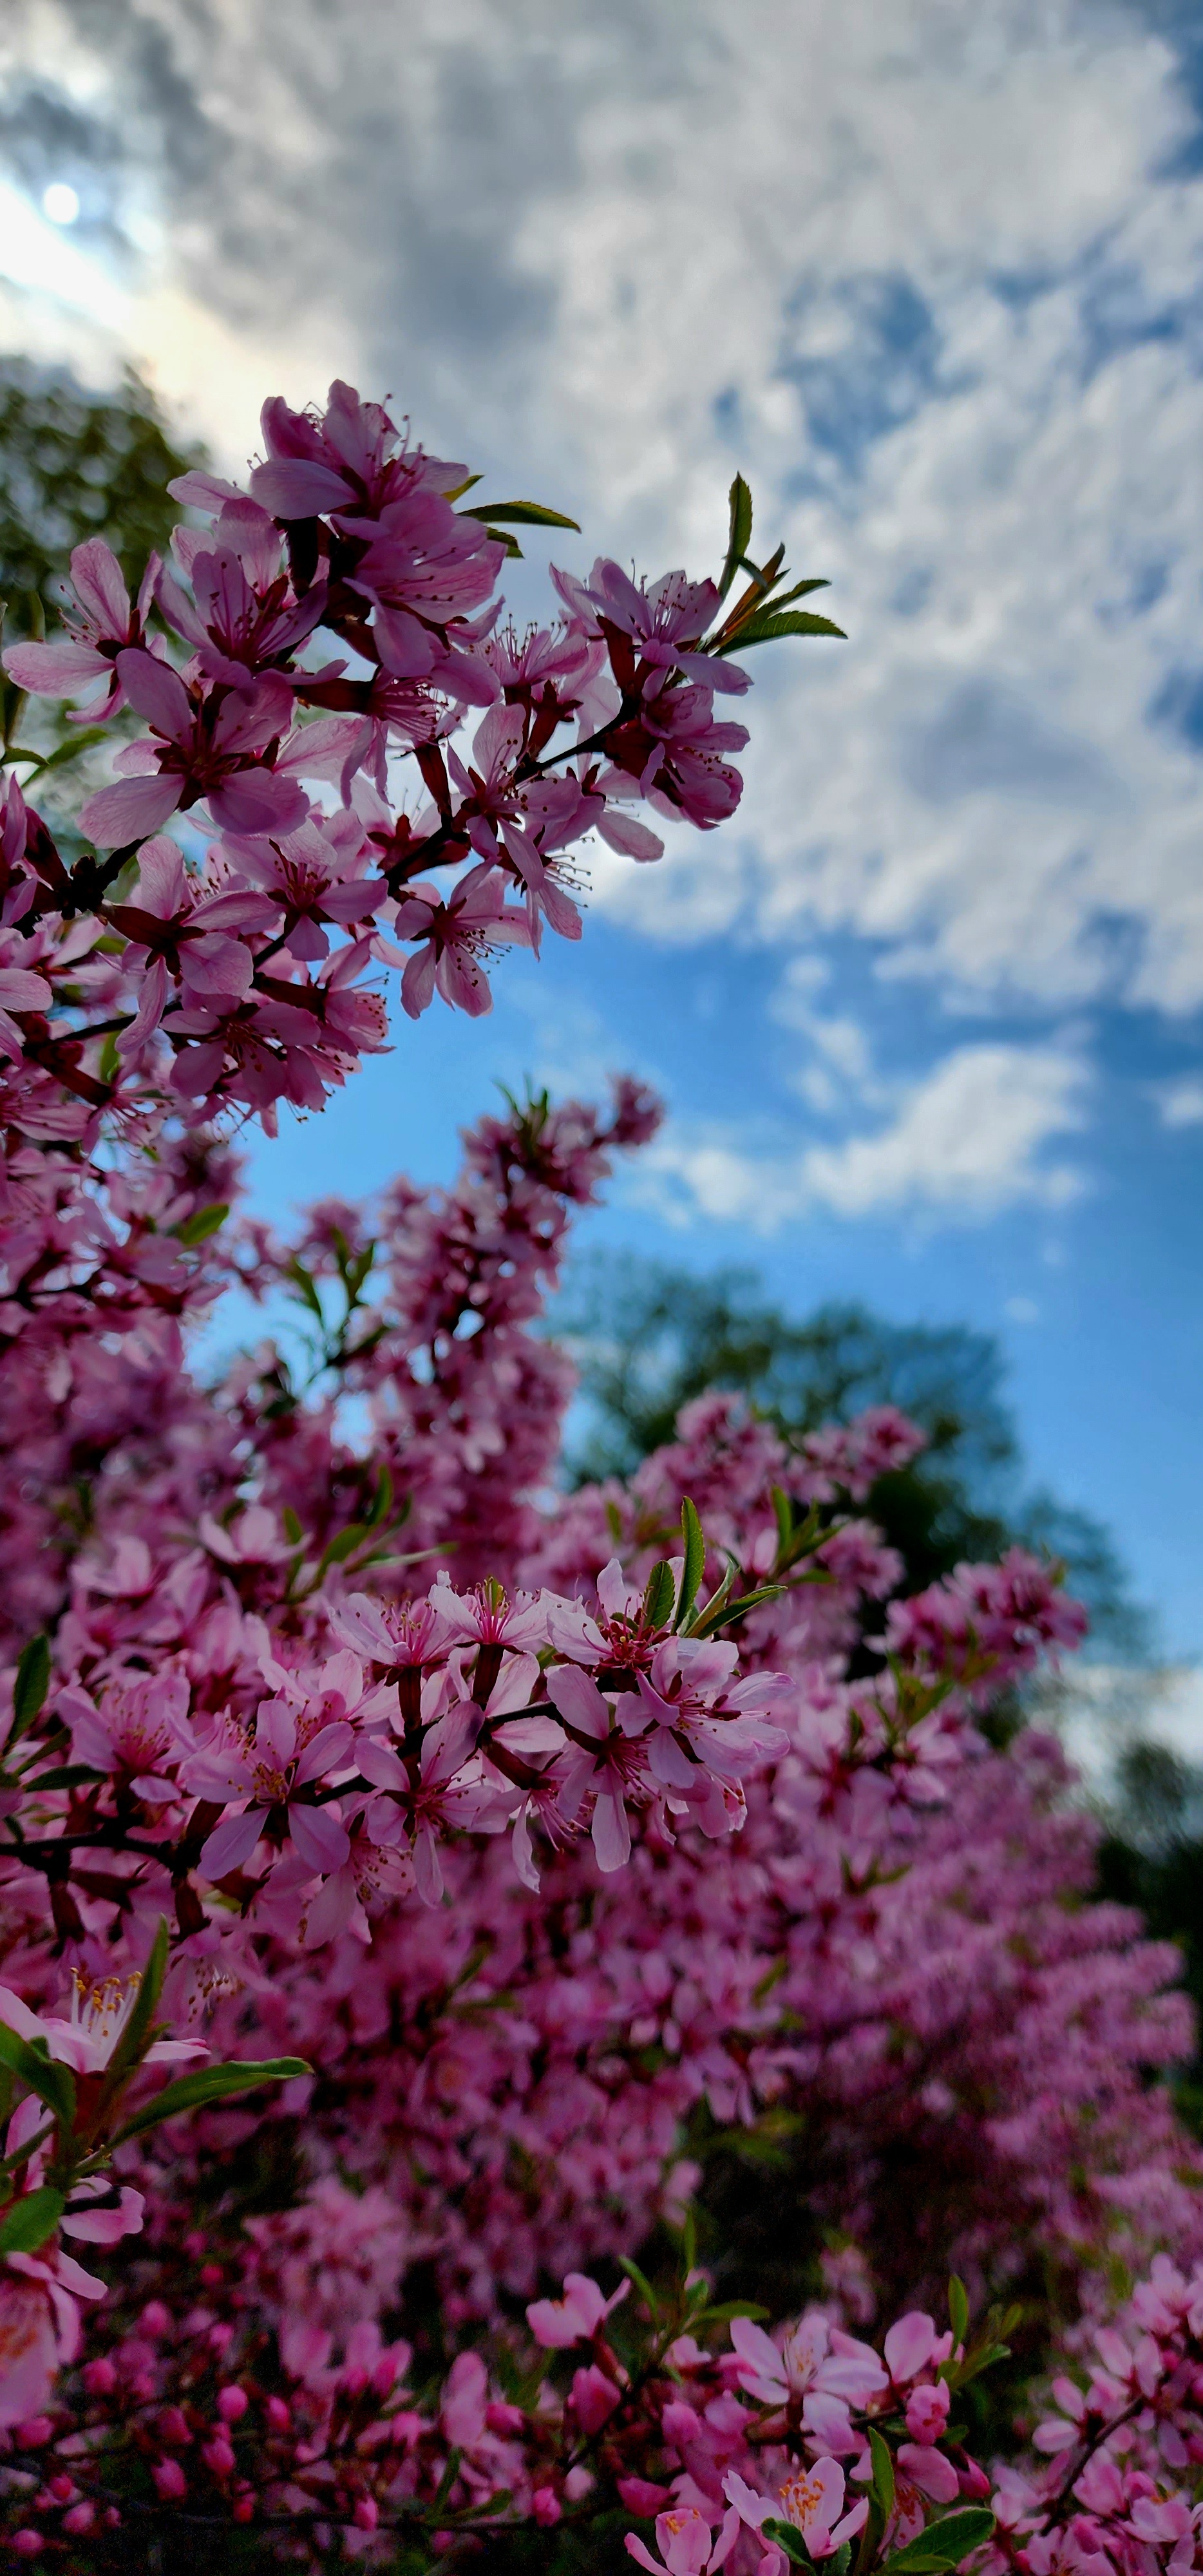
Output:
[
  {"xmin": 0, "ymin": 2237, "xmax": 999, "ymax": 2569},
  {"xmin": 0, "ymin": 383, "xmax": 830, "ymax": 1133}
]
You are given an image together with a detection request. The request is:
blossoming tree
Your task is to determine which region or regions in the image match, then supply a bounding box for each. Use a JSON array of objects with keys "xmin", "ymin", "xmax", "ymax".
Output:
[{"xmin": 0, "ymin": 379, "xmax": 1196, "ymax": 2572}]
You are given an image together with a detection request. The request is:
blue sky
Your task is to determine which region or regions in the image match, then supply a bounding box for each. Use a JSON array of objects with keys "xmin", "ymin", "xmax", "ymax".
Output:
[{"xmin": 1, "ymin": 0, "xmax": 1202, "ymax": 1656}]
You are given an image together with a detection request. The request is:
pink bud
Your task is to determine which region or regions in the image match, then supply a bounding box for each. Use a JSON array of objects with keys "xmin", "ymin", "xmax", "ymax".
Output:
[
  {"xmin": 353, "ymin": 2499, "xmax": 379, "ymax": 2532},
  {"xmin": 202, "ymin": 2437, "xmax": 236, "ymax": 2477},
  {"xmin": 533, "ymin": 2487, "xmax": 562, "ymax": 2527},
  {"xmin": 341, "ymin": 2365, "xmax": 370, "ymax": 2398},
  {"xmin": 12, "ymin": 2419, "xmax": 53, "ymax": 2448},
  {"xmin": 102, "ymin": 2508, "xmax": 121, "ymax": 2530},
  {"xmin": 10, "ymin": 2532, "xmax": 44, "ymax": 2557},
  {"xmin": 485, "ymin": 2400, "xmax": 526, "ymax": 2434},
  {"xmin": 207, "ymin": 2322, "xmax": 234, "ymax": 2354},
  {"xmin": 62, "ymin": 2505, "xmax": 95, "ymax": 2537},
  {"xmin": 905, "ymin": 2382, "xmax": 951, "ymax": 2443},
  {"xmin": 82, "ymin": 2360, "xmax": 117, "ymax": 2397},
  {"xmin": 661, "ymin": 2399, "xmax": 702, "ymax": 2447},
  {"xmin": 157, "ymin": 2406, "xmax": 191, "ymax": 2447},
  {"xmin": 265, "ymin": 2395, "xmax": 292, "ymax": 2432},
  {"xmin": 619, "ymin": 2477, "xmax": 673, "ymax": 2514},
  {"xmin": 217, "ymin": 2385, "xmax": 249, "ymax": 2423},
  {"xmin": 46, "ymin": 2477, "xmax": 74, "ymax": 2505},
  {"xmin": 571, "ymin": 2363, "xmax": 621, "ymax": 2434},
  {"xmin": 140, "ymin": 2301, "xmax": 171, "ymax": 2339},
  {"xmin": 200, "ymin": 2264, "xmax": 224, "ymax": 2287},
  {"xmin": 153, "ymin": 2459, "xmax": 187, "ymax": 2501},
  {"xmin": 232, "ymin": 2489, "xmax": 255, "ymax": 2524}
]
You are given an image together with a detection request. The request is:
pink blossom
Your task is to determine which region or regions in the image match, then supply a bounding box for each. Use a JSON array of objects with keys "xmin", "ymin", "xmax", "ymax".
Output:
[
  {"xmin": 526, "ymin": 2272, "xmax": 629, "ymax": 2347},
  {"xmin": 626, "ymin": 2503, "xmax": 740, "ymax": 2576}
]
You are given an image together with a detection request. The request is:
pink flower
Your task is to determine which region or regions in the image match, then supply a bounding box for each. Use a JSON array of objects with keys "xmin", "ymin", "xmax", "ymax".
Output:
[
  {"xmin": 631, "ymin": 1636, "xmax": 788, "ymax": 1795},
  {"xmin": 905, "ymin": 2380, "xmax": 951, "ymax": 2443},
  {"xmin": 79, "ymin": 655, "xmax": 308, "ymax": 846},
  {"xmin": 0, "ymin": 1976, "xmax": 205, "ymax": 2076},
  {"xmin": 0, "ymin": 2251, "xmax": 104, "ymax": 2429},
  {"xmin": 186, "ymin": 1696, "xmax": 355, "ymax": 1881},
  {"xmin": 725, "ymin": 2462, "xmax": 869, "ymax": 2564},
  {"xmin": 572, "ymin": 2362, "xmax": 621, "ymax": 2432},
  {"xmin": 545, "ymin": 1663, "xmax": 643, "ymax": 1871},
  {"xmin": 386, "ymin": 862, "xmax": 531, "ymax": 1018},
  {"xmin": 626, "ymin": 2503, "xmax": 740, "ymax": 2576},
  {"xmin": 3, "ymin": 540, "xmax": 151, "ymax": 717},
  {"xmin": 896, "ymin": 2444, "xmax": 960, "ymax": 2504},
  {"xmin": 156, "ymin": 500, "xmax": 328, "ymax": 685},
  {"xmin": 526, "ymin": 2273, "xmax": 629, "ymax": 2348},
  {"xmin": 884, "ymin": 2313, "xmax": 941, "ymax": 2385},
  {"xmin": 728, "ymin": 2314, "xmax": 886, "ymax": 2410},
  {"xmin": 560, "ymin": 559, "xmax": 749, "ymax": 696}
]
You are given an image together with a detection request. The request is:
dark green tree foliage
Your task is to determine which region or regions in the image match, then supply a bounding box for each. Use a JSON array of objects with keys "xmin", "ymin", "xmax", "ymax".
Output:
[
  {"xmin": 556, "ymin": 1254, "xmax": 1148, "ymax": 1655},
  {"xmin": 1097, "ymin": 1741, "xmax": 1203, "ymax": 2118},
  {"xmin": 0, "ymin": 357, "xmax": 204, "ymax": 639}
]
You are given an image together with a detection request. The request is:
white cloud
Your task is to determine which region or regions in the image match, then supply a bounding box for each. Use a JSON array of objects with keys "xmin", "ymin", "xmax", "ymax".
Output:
[
  {"xmin": 638, "ymin": 1040, "xmax": 1088, "ymax": 1231},
  {"xmin": 1156, "ymin": 1077, "xmax": 1203, "ymax": 1127}
]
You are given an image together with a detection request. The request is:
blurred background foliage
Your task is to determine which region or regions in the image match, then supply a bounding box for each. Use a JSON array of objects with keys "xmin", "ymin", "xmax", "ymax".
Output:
[
  {"xmin": 0, "ymin": 354, "xmax": 202, "ymax": 641},
  {"xmin": 554, "ymin": 1252, "xmax": 1150, "ymax": 1656}
]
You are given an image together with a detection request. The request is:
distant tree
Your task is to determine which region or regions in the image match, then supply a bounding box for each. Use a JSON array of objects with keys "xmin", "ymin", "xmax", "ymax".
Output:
[
  {"xmin": 556, "ymin": 1253, "xmax": 1149, "ymax": 1657},
  {"xmin": 0, "ymin": 356, "xmax": 204, "ymax": 640},
  {"xmin": 1097, "ymin": 1741, "xmax": 1203, "ymax": 2120}
]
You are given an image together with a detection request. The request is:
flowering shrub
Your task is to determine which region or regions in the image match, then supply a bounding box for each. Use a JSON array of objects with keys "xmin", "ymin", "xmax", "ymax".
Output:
[{"xmin": 0, "ymin": 380, "xmax": 1195, "ymax": 2568}]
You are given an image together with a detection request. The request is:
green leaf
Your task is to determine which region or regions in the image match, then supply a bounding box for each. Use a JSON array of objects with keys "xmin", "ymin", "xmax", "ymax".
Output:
[
  {"xmin": 365, "ymin": 1463, "xmax": 393, "ymax": 1530},
  {"xmin": 458, "ymin": 499, "xmax": 582, "ymax": 531},
  {"xmin": 693, "ymin": 2298, "xmax": 770, "ymax": 2323},
  {"xmin": 12, "ymin": 1634, "xmax": 50, "ymax": 1745},
  {"xmin": 173, "ymin": 1201, "xmax": 229, "ymax": 1247},
  {"xmin": 282, "ymin": 1506, "xmax": 304, "ymax": 1546},
  {"xmin": 15, "ymin": 1764, "xmax": 99, "ymax": 1793},
  {"xmin": 771, "ymin": 1484, "xmax": 793, "ymax": 1560},
  {"xmin": 763, "ymin": 2519, "xmax": 810, "ymax": 2566},
  {"xmin": 643, "ymin": 1560, "xmax": 676, "ymax": 1627},
  {"xmin": 674, "ymin": 1498, "xmax": 706, "ymax": 1630},
  {"xmin": 0, "ymin": 2025, "xmax": 76, "ymax": 2130},
  {"xmin": 618, "ymin": 2254, "xmax": 660, "ymax": 2322},
  {"xmin": 285, "ymin": 1257, "xmax": 325, "ymax": 1322},
  {"xmin": 880, "ymin": 2510, "xmax": 996, "ymax": 2573},
  {"xmin": 706, "ymin": 1583, "xmax": 785, "ymax": 1630},
  {"xmin": 719, "ymin": 475, "xmax": 754, "ymax": 599},
  {"xmin": 317, "ymin": 1521, "xmax": 367, "ymax": 1575},
  {"xmin": 949, "ymin": 2275, "xmax": 970, "ymax": 2348},
  {"xmin": 718, "ymin": 610, "xmax": 846, "ymax": 651},
  {"xmin": 94, "ymin": 1918, "xmax": 168, "ymax": 2108},
  {"xmin": 112, "ymin": 2056, "xmax": 310, "ymax": 2143},
  {"xmin": 35, "ymin": 726, "xmax": 110, "ymax": 773},
  {"xmin": 870, "ymin": 2426, "xmax": 896, "ymax": 2521},
  {"xmin": 686, "ymin": 1559, "xmax": 735, "ymax": 1636},
  {"xmin": 759, "ymin": 575, "xmax": 831, "ymax": 610},
  {"xmin": 0, "ymin": 2187, "xmax": 64, "ymax": 2255}
]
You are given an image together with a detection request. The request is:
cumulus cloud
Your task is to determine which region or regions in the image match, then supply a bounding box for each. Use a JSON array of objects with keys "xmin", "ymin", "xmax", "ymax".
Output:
[
  {"xmin": 636, "ymin": 1041, "xmax": 1089, "ymax": 1232},
  {"xmin": 1155, "ymin": 1075, "xmax": 1203, "ymax": 1125}
]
